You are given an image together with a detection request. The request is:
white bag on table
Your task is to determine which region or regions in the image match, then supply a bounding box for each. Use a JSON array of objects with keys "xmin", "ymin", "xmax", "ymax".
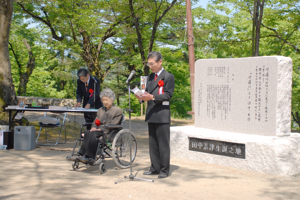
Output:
[{"xmin": 38, "ymin": 117, "xmax": 60, "ymax": 126}]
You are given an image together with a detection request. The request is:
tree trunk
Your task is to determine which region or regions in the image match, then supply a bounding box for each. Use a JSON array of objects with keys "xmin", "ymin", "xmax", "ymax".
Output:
[
  {"xmin": 252, "ymin": 0, "xmax": 265, "ymax": 56},
  {"xmin": 292, "ymin": 112, "xmax": 300, "ymax": 129},
  {"xmin": 129, "ymin": 0, "xmax": 147, "ymax": 75},
  {"xmin": 129, "ymin": 0, "xmax": 177, "ymax": 76},
  {"xmin": 0, "ymin": 0, "xmax": 17, "ymax": 117},
  {"xmin": 17, "ymin": 38, "xmax": 35, "ymax": 95},
  {"xmin": 251, "ymin": 0, "xmax": 257, "ymax": 56}
]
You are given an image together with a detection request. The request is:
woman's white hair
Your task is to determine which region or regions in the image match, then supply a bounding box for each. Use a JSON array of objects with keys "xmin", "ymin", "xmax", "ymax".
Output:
[{"xmin": 100, "ymin": 88, "xmax": 116, "ymax": 101}]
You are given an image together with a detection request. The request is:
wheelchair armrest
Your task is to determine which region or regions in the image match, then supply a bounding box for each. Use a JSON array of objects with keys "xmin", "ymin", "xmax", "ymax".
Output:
[
  {"xmin": 81, "ymin": 122, "xmax": 93, "ymax": 127},
  {"xmin": 104, "ymin": 124, "xmax": 123, "ymax": 130}
]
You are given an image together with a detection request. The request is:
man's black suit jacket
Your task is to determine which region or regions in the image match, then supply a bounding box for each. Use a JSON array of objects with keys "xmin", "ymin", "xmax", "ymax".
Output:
[
  {"xmin": 76, "ymin": 76, "xmax": 102, "ymax": 109},
  {"xmin": 145, "ymin": 69, "xmax": 175, "ymax": 123}
]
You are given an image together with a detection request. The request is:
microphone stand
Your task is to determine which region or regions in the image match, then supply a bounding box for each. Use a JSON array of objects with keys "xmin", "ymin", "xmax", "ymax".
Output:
[
  {"xmin": 93, "ymin": 77, "xmax": 96, "ymax": 109},
  {"xmin": 115, "ymin": 80, "xmax": 153, "ymax": 184}
]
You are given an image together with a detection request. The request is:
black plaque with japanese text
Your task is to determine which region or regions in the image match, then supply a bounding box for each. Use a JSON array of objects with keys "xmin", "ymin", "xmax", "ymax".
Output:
[{"xmin": 189, "ymin": 137, "xmax": 246, "ymax": 159}]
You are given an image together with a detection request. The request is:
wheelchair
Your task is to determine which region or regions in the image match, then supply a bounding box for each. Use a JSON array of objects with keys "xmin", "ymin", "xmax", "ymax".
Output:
[{"xmin": 67, "ymin": 116, "xmax": 137, "ymax": 174}]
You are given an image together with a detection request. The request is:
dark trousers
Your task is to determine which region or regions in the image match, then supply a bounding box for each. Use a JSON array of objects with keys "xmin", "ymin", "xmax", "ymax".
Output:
[
  {"xmin": 148, "ymin": 123, "xmax": 170, "ymax": 175},
  {"xmin": 78, "ymin": 130, "xmax": 103, "ymax": 159},
  {"xmin": 84, "ymin": 112, "xmax": 97, "ymax": 130}
]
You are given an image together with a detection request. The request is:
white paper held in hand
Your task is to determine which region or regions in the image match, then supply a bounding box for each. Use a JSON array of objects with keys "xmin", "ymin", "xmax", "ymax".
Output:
[{"xmin": 130, "ymin": 86, "xmax": 145, "ymax": 97}]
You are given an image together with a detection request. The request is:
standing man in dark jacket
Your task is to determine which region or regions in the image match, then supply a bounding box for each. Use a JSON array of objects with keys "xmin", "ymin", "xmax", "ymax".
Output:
[
  {"xmin": 75, "ymin": 68, "xmax": 102, "ymax": 129},
  {"xmin": 135, "ymin": 51, "xmax": 175, "ymax": 179}
]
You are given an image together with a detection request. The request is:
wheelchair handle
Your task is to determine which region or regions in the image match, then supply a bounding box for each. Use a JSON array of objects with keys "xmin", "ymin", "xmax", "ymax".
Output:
[{"xmin": 124, "ymin": 109, "xmax": 133, "ymax": 113}]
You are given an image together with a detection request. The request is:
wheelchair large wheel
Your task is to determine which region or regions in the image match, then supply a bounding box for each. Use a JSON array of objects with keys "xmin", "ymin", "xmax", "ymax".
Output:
[{"xmin": 112, "ymin": 129, "xmax": 137, "ymax": 169}]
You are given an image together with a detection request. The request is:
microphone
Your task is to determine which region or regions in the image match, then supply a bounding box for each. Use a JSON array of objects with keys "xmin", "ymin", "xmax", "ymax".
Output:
[
  {"xmin": 92, "ymin": 76, "xmax": 97, "ymax": 83},
  {"xmin": 95, "ymin": 118, "xmax": 101, "ymax": 127},
  {"xmin": 126, "ymin": 70, "xmax": 135, "ymax": 84}
]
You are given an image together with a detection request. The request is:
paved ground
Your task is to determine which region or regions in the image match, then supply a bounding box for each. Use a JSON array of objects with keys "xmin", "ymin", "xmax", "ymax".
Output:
[{"xmin": 1, "ymin": 112, "xmax": 300, "ymax": 200}]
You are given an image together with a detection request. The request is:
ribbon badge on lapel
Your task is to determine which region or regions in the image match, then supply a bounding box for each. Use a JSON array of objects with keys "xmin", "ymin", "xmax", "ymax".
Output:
[
  {"xmin": 158, "ymin": 80, "xmax": 164, "ymax": 94},
  {"xmin": 89, "ymin": 89, "xmax": 94, "ymax": 98}
]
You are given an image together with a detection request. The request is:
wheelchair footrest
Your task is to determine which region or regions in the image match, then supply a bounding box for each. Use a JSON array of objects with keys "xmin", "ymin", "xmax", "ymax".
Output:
[
  {"xmin": 66, "ymin": 155, "xmax": 77, "ymax": 161},
  {"xmin": 93, "ymin": 158, "xmax": 104, "ymax": 165}
]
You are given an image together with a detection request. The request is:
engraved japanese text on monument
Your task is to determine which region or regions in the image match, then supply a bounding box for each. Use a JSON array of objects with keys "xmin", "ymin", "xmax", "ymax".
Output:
[
  {"xmin": 248, "ymin": 66, "xmax": 269, "ymax": 122},
  {"xmin": 205, "ymin": 66, "xmax": 232, "ymax": 121},
  {"xmin": 195, "ymin": 57, "xmax": 279, "ymax": 135}
]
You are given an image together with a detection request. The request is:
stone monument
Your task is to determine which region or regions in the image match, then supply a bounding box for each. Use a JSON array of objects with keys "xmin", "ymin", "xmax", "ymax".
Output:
[{"xmin": 170, "ymin": 56, "xmax": 300, "ymax": 177}]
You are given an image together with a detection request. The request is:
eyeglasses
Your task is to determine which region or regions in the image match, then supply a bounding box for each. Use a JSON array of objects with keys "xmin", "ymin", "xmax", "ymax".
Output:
[{"xmin": 147, "ymin": 62, "xmax": 156, "ymax": 67}]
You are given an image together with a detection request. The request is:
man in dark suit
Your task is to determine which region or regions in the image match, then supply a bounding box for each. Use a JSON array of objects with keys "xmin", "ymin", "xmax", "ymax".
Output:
[
  {"xmin": 75, "ymin": 68, "xmax": 102, "ymax": 129},
  {"xmin": 135, "ymin": 51, "xmax": 175, "ymax": 179}
]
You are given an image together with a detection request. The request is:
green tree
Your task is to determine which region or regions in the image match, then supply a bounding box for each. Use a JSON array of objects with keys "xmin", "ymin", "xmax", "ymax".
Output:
[
  {"xmin": 9, "ymin": 17, "xmax": 36, "ymax": 96},
  {"xmin": 161, "ymin": 48, "xmax": 191, "ymax": 118},
  {"xmin": 193, "ymin": 0, "xmax": 300, "ymax": 125},
  {"xmin": 128, "ymin": 0, "xmax": 178, "ymax": 75},
  {"xmin": 115, "ymin": 48, "xmax": 191, "ymax": 118},
  {"xmin": 95, "ymin": 0, "xmax": 194, "ymax": 115},
  {"xmin": 9, "ymin": 16, "xmax": 78, "ymax": 99},
  {"xmin": 7, "ymin": 0, "xmax": 198, "ymax": 119},
  {"xmin": 15, "ymin": 0, "xmax": 130, "ymax": 83},
  {"xmin": 251, "ymin": 0, "xmax": 265, "ymax": 56},
  {"xmin": 0, "ymin": 0, "xmax": 17, "ymax": 122}
]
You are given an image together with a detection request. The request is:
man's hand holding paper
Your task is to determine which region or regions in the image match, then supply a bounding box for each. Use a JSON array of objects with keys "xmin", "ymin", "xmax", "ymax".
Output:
[
  {"xmin": 136, "ymin": 91, "xmax": 153, "ymax": 102},
  {"xmin": 131, "ymin": 86, "xmax": 145, "ymax": 97}
]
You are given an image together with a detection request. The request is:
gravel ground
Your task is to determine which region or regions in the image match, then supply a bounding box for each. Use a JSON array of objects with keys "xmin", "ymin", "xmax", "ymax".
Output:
[{"xmin": 1, "ymin": 112, "xmax": 300, "ymax": 200}]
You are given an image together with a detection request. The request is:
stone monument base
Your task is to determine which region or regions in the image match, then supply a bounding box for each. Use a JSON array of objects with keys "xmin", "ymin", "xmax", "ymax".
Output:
[{"xmin": 170, "ymin": 126, "xmax": 300, "ymax": 177}]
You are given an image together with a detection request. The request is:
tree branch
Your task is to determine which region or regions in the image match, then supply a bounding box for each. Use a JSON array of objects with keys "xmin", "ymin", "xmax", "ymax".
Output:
[
  {"xmin": 22, "ymin": 38, "xmax": 35, "ymax": 76},
  {"xmin": 292, "ymin": 112, "xmax": 300, "ymax": 127},
  {"xmin": 209, "ymin": 38, "xmax": 252, "ymax": 43},
  {"xmin": 262, "ymin": 23, "xmax": 300, "ymax": 53},
  {"xmin": 96, "ymin": 15, "xmax": 131, "ymax": 58},
  {"xmin": 69, "ymin": 21, "xmax": 78, "ymax": 43},
  {"xmin": 8, "ymin": 42, "xmax": 22, "ymax": 76},
  {"xmin": 129, "ymin": 0, "xmax": 146, "ymax": 72},
  {"xmin": 148, "ymin": 0, "xmax": 177, "ymax": 53},
  {"xmin": 17, "ymin": 2, "xmax": 64, "ymax": 41}
]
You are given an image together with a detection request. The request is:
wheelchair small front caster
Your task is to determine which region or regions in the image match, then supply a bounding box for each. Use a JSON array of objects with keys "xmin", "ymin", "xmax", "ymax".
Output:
[
  {"xmin": 72, "ymin": 160, "xmax": 79, "ymax": 170},
  {"xmin": 99, "ymin": 162, "xmax": 106, "ymax": 174}
]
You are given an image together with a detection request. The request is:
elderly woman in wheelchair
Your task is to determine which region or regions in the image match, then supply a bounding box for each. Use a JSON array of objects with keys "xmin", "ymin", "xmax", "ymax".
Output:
[{"xmin": 67, "ymin": 88, "xmax": 137, "ymax": 174}]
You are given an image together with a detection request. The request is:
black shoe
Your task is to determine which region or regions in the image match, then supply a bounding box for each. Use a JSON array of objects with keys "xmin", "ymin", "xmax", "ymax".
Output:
[
  {"xmin": 77, "ymin": 156, "xmax": 89, "ymax": 163},
  {"xmin": 158, "ymin": 174, "xmax": 168, "ymax": 179},
  {"xmin": 143, "ymin": 171, "xmax": 159, "ymax": 175},
  {"xmin": 87, "ymin": 158, "xmax": 95, "ymax": 165}
]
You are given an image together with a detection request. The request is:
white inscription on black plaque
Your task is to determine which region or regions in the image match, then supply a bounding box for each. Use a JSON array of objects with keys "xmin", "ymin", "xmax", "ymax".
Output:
[{"xmin": 189, "ymin": 137, "xmax": 246, "ymax": 159}]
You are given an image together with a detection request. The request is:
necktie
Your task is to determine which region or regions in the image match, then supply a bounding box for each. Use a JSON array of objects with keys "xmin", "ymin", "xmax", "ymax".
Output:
[
  {"xmin": 85, "ymin": 83, "xmax": 88, "ymax": 92},
  {"xmin": 155, "ymin": 74, "xmax": 158, "ymax": 81}
]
